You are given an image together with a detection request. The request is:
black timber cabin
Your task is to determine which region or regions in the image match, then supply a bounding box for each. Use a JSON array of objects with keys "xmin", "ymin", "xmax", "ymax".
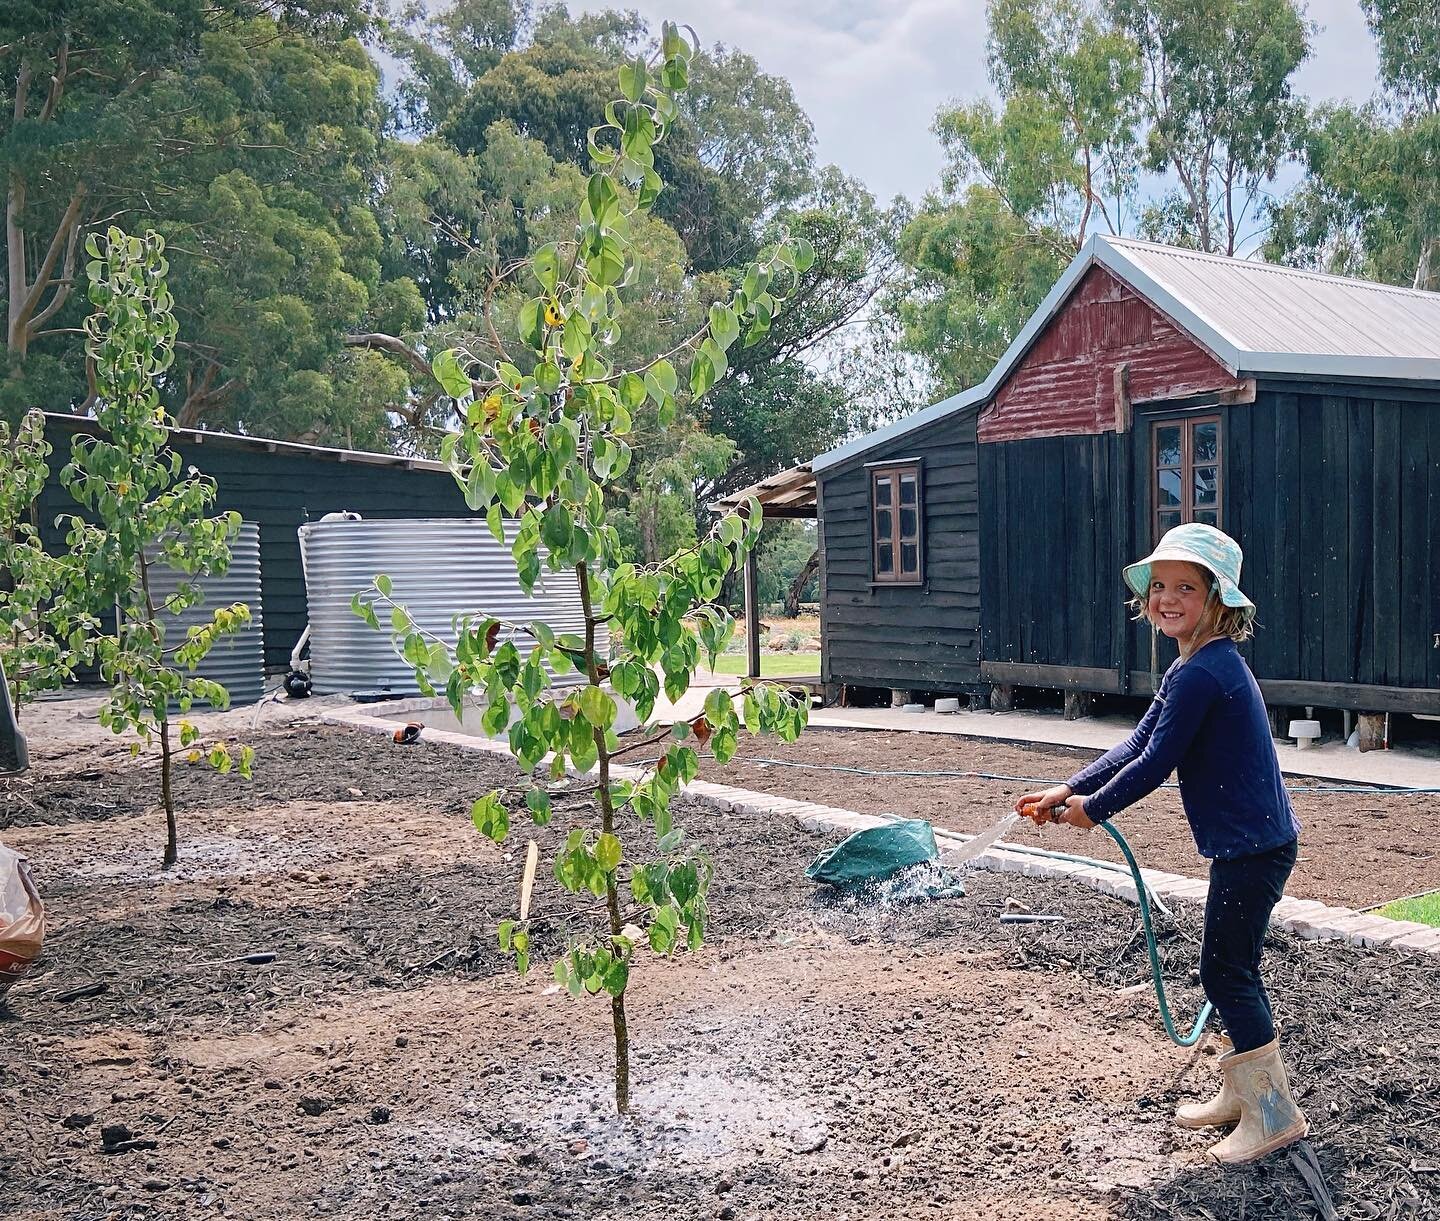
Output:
[{"xmin": 810, "ymin": 236, "xmax": 1440, "ymax": 731}]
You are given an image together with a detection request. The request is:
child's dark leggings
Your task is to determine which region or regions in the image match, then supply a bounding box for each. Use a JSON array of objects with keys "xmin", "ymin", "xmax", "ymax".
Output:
[{"xmin": 1200, "ymin": 838, "xmax": 1298, "ymax": 1054}]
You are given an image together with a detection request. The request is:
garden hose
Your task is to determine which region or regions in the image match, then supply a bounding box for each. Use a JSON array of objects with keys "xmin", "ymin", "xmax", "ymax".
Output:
[{"xmin": 1099, "ymin": 819, "xmax": 1213, "ymax": 1047}]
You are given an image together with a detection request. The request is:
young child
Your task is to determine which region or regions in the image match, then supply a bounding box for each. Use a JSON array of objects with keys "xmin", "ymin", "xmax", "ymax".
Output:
[{"xmin": 1014, "ymin": 522, "xmax": 1307, "ymax": 1165}]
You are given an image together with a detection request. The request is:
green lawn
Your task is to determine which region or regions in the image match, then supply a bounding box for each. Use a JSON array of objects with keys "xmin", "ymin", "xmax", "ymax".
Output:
[
  {"xmin": 1378, "ymin": 891, "xmax": 1440, "ymax": 927},
  {"xmin": 703, "ymin": 651, "xmax": 821, "ymax": 677}
]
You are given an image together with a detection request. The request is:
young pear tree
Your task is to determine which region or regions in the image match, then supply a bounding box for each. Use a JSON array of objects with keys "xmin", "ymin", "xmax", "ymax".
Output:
[
  {"xmin": 60, "ymin": 229, "xmax": 253, "ymax": 868},
  {"xmin": 0, "ymin": 411, "xmax": 92, "ymax": 712},
  {"xmin": 354, "ymin": 23, "xmax": 814, "ymax": 1113}
]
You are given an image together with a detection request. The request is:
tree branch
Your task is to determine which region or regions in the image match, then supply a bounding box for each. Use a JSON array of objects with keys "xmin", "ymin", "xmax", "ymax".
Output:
[
  {"xmin": 15, "ymin": 184, "xmax": 88, "ymax": 341},
  {"xmin": 343, "ymin": 331, "xmax": 437, "ymax": 386},
  {"xmin": 38, "ymin": 38, "xmax": 69, "ymax": 123},
  {"xmin": 28, "ymin": 216, "xmax": 84, "ymax": 331}
]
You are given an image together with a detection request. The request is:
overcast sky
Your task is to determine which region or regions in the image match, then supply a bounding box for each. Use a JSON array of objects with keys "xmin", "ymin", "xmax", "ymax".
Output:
[{"xmin": 575, "ymin": 0, "xmax": 1382, "ymax": 209}]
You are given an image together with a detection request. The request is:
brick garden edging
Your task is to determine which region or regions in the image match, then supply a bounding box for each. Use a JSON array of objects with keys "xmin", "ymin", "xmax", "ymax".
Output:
[{"xmin": 321, "ymin": 705, "xmax": 1440, "ymax": 959}]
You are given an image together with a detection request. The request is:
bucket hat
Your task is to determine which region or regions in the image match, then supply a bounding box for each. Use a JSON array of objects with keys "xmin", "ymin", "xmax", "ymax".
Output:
[{"xmin": 1123, "ymin": 523, "xmax": 1255, "ymax": 619}]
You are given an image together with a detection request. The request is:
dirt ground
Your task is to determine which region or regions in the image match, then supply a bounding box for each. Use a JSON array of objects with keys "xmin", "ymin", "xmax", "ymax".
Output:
[
  {"xmin": 697, "ymin": 727, "xmax": 1440, "ymax": 911},
  {"xmin": 1, "ymin": 721, "xmax": 1437, "ymax": 1220}
]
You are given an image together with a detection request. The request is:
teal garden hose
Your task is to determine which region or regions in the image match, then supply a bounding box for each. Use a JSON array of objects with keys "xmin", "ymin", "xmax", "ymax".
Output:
[{"xmin": 1100, "ymin": 819, "xmax": 1213, "ymax": 1047}]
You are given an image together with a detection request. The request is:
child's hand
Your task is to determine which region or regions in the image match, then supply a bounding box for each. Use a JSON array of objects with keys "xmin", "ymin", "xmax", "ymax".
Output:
[
  {"xmin": 1015, "ymin": 784, "xmax": 1072, "ymax": 822},
  {"xmin": 1054, "ymin": 795, "xmax": 1096, "ymax": 830}
]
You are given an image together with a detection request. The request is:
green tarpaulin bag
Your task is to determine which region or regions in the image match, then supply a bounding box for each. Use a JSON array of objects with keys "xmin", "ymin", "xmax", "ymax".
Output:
[{"xmin": 805, "ymin": 819, "xmax": 965, "ymax": 898}]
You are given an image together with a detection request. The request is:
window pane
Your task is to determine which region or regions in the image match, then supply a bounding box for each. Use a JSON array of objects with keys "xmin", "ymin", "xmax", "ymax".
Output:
[
  {"xmin": 875, "ymin": 508, "xmax": 892, "ymax": 541},
  {"xmin": 1192, "ymin": 421, "xmax": 1218, "ymax": 463},
  {"xmin": 899, "ymin": 473, "xmax": 917, "ymax": 505},
  {"xmin": 1155, "ymin": 425, "xmax": 1181, "ymax": 467},
  {"xmin": 1196, "ymin": 509, "xmax": 1219, "ymax": 526},
  {"xmin": 1157, "ymin": 468, "xmax": 1182, "ymax": 508},
  {"xmin": 900, "ymin": 542, "xmax": 919, "ymax": 574},
  {"xmin": 1194, "ymin": 465, "xmax": 1218, "ymax": 505},
  {"xmin": 1157, "ymin": 510, "xmax": 1181, "ymax": 535},
  {"xmin": 874, "ymin": 477, "xmax": 892, "ymax": 507},
  {"xmin": 877, "ymin": 542, "xmax": 893, "ymax": 574},
  {"xmin": 899, "ymin": 506, "xmax": 918, "ymax": 539}
]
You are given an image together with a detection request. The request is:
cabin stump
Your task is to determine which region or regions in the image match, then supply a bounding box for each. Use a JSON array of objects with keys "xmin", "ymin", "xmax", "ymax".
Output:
[
  {"xmin": 989, "ymin": 684, "xmax": 1015, "ymax": 713},
  {"xmin": 890, "ymin": 688, "xmax": 915, "ymax": 709},
  {"xmin": 1357, "ymin": 713, "xmax": 1387, "ymax": 753},
  {"xmin": 1063, "ymin": 690, "xmax": 1092, "ymax": 721}
]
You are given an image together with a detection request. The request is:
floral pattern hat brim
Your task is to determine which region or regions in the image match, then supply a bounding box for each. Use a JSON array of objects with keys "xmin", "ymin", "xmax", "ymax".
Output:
[{"xmin": 1123, "ymin": 522, "xmax": 1256, "ymax": 617}]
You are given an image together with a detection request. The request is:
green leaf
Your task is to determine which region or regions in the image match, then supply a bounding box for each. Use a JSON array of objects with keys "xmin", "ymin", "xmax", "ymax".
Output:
[
  {"xmin": 533, "ymin": 244, "xmax": 561, "ymax": 292},
  {"xmin": 700, "ymin": 336, "xmax": 728, "ymax": 383},
  {"xmin": 708, "ymin": 302, "xmax": 740, "ymax": 350},
  {"xmin": 595, "ymin": 832, "xmax": 622, "ymax": 873},
  {"xmin": 619, "ymin": 57, "xmax": 648, "ymax": 103},
  {"xmin": 618, "ymin": 372, "xmax": 646, "ymax": 410},
  {"xmin": 793, "ymin": 236, "xmax": 816, "ymax": 273},
  {"xmin": 433, "ymin": 349, "xmax": 471, "ymax": 399},
  {"xmin": 525, "ymin": 788, "xmax": 552, "ymax": 826},
  {"xmin": 541, "ymin": 504, "xmax": 573, "ymax": 552},
  {"xmin": 650, "ymin": 358, "xmax": 677, "ymax": 395},
  {"xmin": 518, "ymin": 298, "xmax": 545, "ymax": 349},
  {"xmin": 689, "ymin": 349, "xmax": 716, "ymax": 399},
  {"xmin": 577, "ymin": 684, "xmax": 616, "ymax": 729},
  {"xmin": 485, "ymin": 502, "xmax": 507, "ymax": 544},
  {"xmin": 471, "ymin": 792, "xmax": 509, "ymax": 842},
  {"xmin": 375, "ymin": 574, "xmax": 393, "ymax": 597},
  {"xmin": 498, "ymin": 919, "xmax": 514, "ymax": 952},
  {"xmin": 586, "ymin": 174, "xmax": 620, "ymax": 226},
  {"xmin": 535, "ymin": 361, "xmax": 562, "ymax": 393},
  {"xmin": 638, "ymin": 166, "xmax": 664, "ymax": 210},
  {"xmin": 602, "ymin": 956, "xmax": 629, "ymax": 996},
  {"xmin": 587, "ymin": 127, "xmax": 616, "ymax": 165},
  {"xmin": 669, "ymin": 861, "xmax": 699, "ymax": 906},
  {"xmin": 662, "ymin": 21, "xmax": 689, "ymax": 60}
]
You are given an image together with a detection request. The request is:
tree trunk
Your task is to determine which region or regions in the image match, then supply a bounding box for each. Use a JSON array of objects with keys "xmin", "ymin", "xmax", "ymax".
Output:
[
  {"xmin": 160, "ymin": 717, "xmax": 177, "ymax": 868},
  {"xmin": 577, "ymin": 559, "xmax": 631, "ymax": 1114},
  {"xmin": 783, "ymin": 547, "xmax": 819, "ymax": 617},
  {"xmin": 639, "ymin": 502, "xmax": 658, "ymax": 565},
  {"xmin": 1414, "ymin": 237, "xmax": 1437, "ymax": 291},
  {"xmin": 6, "ymin": 64, "xmax": 31, "ymax": 359}
]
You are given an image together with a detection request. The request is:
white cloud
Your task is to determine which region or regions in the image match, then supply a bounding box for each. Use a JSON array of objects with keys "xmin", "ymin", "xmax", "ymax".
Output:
[
  {"xmin": 575, "ymin": 0, "xmax": 989, "ymax": 204},
  {"xmin": 577, "ymin": 0, "xmax": 1383, "ymax": 208}
]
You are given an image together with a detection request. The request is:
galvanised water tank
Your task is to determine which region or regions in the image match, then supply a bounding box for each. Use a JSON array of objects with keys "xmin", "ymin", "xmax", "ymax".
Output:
[
  {"xmin": 300, "ymin": 517, "xmax": 601, "ymax": 696},
  {"xmin": 148, "ymin": 522, "xmax": 265, "ymax": 707}
]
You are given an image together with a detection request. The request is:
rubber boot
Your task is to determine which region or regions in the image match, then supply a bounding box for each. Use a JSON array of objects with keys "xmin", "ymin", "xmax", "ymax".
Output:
[
  {"xmin": 1208, "ymin": 1038, "xmax": 1308, "ymax": 1164},
  {"xmin": 1176, "ymin": 1035, "xmax": 1240, "ymax": 1128}
]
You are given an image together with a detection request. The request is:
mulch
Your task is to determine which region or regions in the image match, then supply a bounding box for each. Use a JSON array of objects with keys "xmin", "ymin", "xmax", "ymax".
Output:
[{"xmin": 1, "ymin": 724, "xmax": 1437, "ymax": 1219}]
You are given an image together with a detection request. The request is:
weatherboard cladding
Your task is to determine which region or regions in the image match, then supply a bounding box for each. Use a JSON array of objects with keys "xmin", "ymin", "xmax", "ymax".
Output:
[
  {"xmin": 977, "ymin": 265, "xmax": 1246, "ymax": 443},
  {"xmin": 817, "ymin": 407, "xmax": 981, "ymax": 693}
]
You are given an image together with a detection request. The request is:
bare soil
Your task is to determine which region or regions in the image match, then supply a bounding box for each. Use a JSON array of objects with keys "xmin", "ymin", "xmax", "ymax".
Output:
[
  {"xmin": 697, "ymin": 727, "xmax": 1440, "ymax": 910},
  {"xmin": 0, "ymin": 724, "xmax": 1436, "ymax": 1220}
]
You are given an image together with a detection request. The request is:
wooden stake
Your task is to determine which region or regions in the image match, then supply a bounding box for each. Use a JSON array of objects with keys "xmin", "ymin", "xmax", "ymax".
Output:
[{"xmin": 518, "ymin": 840, "xmax": 539, "ymax": 922}]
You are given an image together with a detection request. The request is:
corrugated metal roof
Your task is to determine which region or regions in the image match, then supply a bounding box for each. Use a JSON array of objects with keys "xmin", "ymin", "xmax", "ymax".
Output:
[
  {"xmin": 43, "ymin": 411, "xmax": 447, "ymax": 473},
  {"xmin": 712, "ymin": 463, "xmax": 816, "ymax": 516},
  {"xmin": 1105, "ymin": 236, "xmax": 1440, "ymax": 378},
  {"xmin": 814, "ymin": 235, "xmax": 1440, "ymax": 472}
]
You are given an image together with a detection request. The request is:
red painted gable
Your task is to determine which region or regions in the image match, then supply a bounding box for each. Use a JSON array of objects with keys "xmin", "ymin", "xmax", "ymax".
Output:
[{"xmin": 977, "ymin": 264, "xmax": 1246, "ymax": 444}]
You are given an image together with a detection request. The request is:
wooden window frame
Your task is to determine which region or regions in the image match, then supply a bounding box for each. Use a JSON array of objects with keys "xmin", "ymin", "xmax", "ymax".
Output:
[
  {"xmin": 868, "ymin": 461, "xmax": 924, "ymax": 586},
  {"xmin": 1150, "ymin": 414, "xmax": 1222, "ymax": 544}
]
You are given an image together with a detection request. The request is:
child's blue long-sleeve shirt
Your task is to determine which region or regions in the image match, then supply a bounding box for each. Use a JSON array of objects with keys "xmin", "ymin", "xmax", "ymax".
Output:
[{"xmin": 1064, "ymin": 639, "xmax": 1300, "ymax": 861}]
